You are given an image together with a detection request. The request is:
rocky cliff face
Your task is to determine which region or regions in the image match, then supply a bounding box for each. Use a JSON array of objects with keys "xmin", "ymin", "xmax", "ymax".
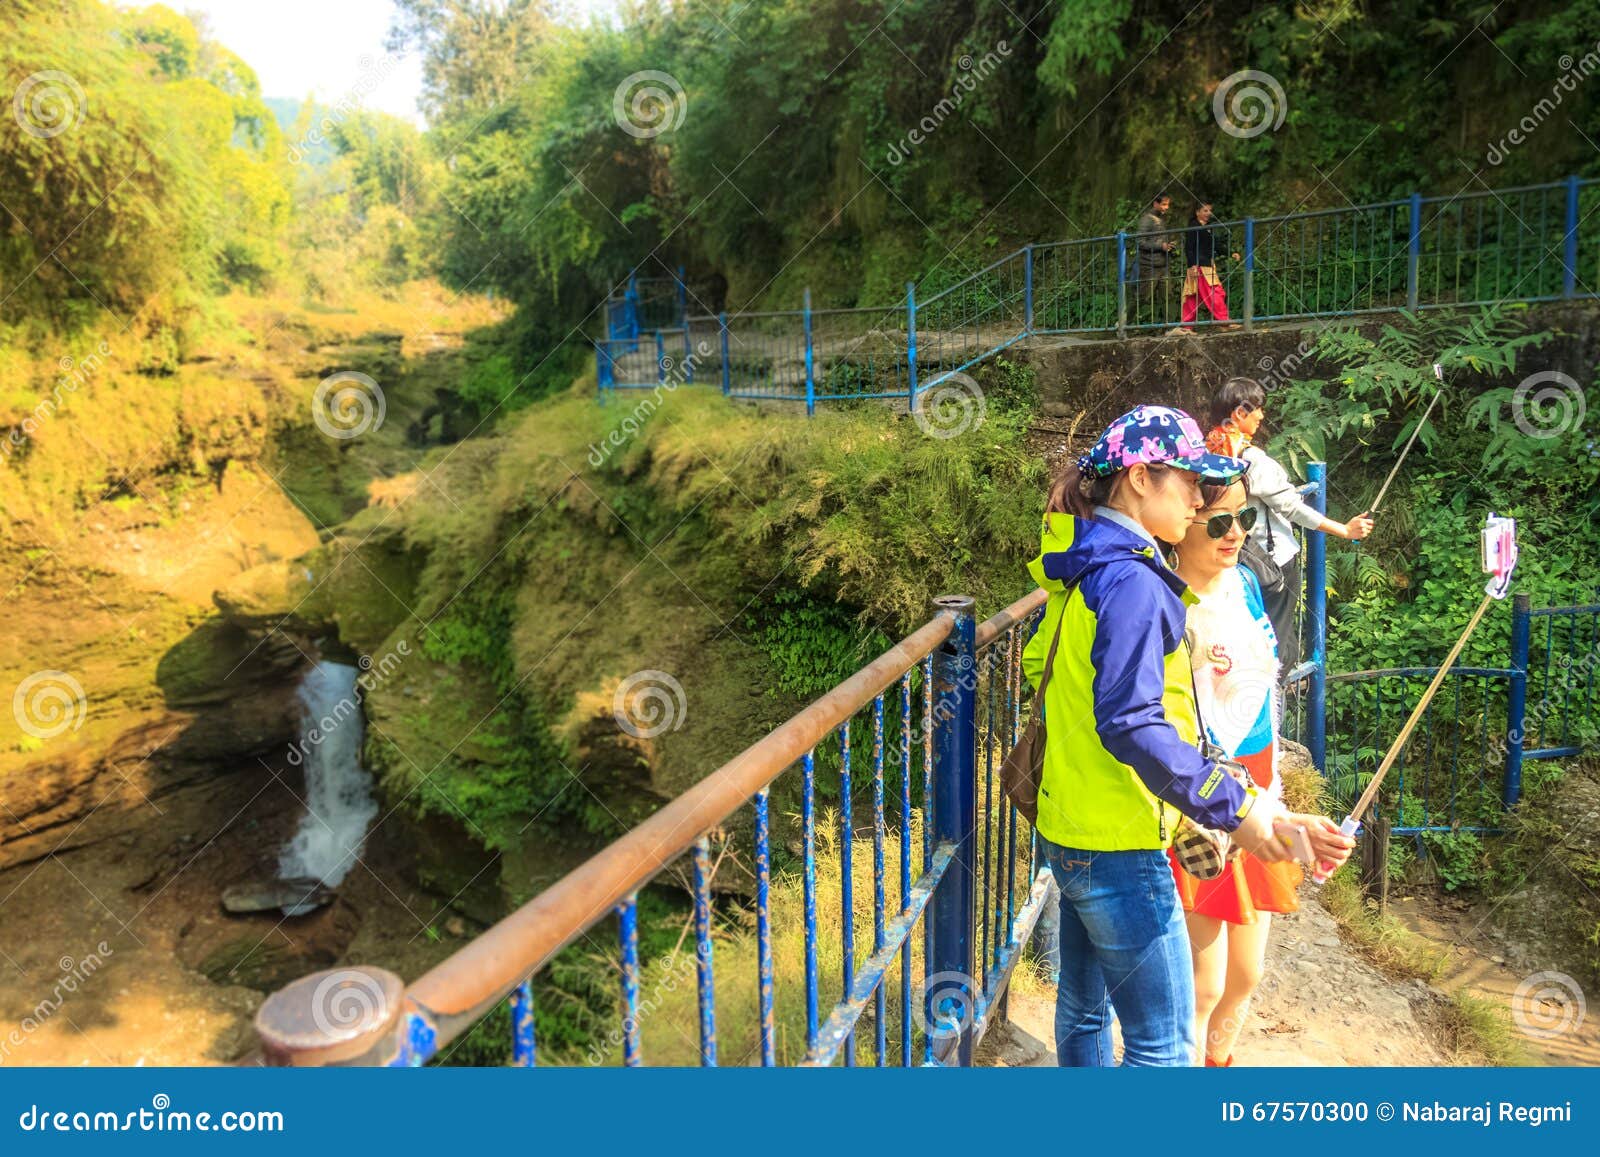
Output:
[
  {"xmin": 0, "ymin": 458, "xmax": 321, "ymax": 868},
  {"xmin": 0, "ymin": 284, "xmax": 509, "ymax": 870}
]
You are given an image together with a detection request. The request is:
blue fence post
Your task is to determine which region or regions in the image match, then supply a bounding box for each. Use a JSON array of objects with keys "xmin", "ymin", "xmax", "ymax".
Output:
[
  {"xmin": 655, "ymin": 330, "xmax": 666, "ymax": 387},
  {"xmin": 692, "ymin": 836, "xmax": 717, "ymax": 1066},
  {"xmin": 803, "ymin": 287, "xmax": 816, "ymax": 418},
  {"xmin": 676, "ymin": 263, "xmax": 688, "ymax": 325},
  {"xmin": 682, "ymin": 324, "xmax": 693, "ymax": 383},
  {"xmin": 626, "ymin": 274, "xmax": 641, "ymax": 341},
  {"xmin": 1407, "ymin": 192, "xmax": 1422, "ymax": 311},
  {"xmin": 1505, "ymin": 593, "xmax": 1532, "ymax": 808},
  {"xmin": 718, "ymin": 312, "xmax": 731, "ymax": 396},
  {"xmin": 1306, "ymin": 461, "xmax": 1328, "ymax": 771},
  {"xmin": 906, "ymin": 281, "xmax": 919, "ymax": 412},
  {"xmin": 510, "ymin": 979, "xmax": 536, "ymax": 1066},
  {"xmin": 1115, "ymin": 232, "xmax": 1128, "ymax": 339},
  {"xmin": 1243, "ymin": 217, "xmax": 1255, "ymax": 332},
  {"xmin": 927, "ymin": 594, "xmax": 977, "ymax": 1066},
  {"xmin": 1563, "ymin": 174, "xmax": 1580, "ymax": 299},
  {"xmin": 618, "ymin": 896, "xmax": 642, "ymax": 1066},
  {"xmin": 1023, "ymin": 244, "xmax": 1035, "ymax": 336}
]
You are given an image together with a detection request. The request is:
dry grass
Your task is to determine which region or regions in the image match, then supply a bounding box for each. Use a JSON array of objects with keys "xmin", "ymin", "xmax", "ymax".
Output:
[
  {"xmin": 1427, "ymin": 992, "xmax": 1534, "ymax": 1066},
  {"xmin": 553, "ymin": 798, "xmax": 1043, "ymax": 1067},
  {"xmin": 1320, "ymin": 858, "xmax": 1448, "ymax": 981},
  {"xmin": 561, "ymin": 811, "xmax": 929, "ymax": 1067}
]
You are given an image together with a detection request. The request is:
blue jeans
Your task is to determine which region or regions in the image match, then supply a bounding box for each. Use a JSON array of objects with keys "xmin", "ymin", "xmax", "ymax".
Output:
[{"xmin": 1037, "ymin": 837, "xmax": 1196, "ymax": 1067}]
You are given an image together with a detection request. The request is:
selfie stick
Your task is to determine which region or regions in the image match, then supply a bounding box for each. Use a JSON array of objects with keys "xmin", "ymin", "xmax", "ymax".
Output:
[
  {"xmin": 1312, "ymin": 514, "xmax": 1519, "ymax": 884},
  {"xmin": 1366, "ymin": 363, "xmax": 1446, "ymax": 519}
]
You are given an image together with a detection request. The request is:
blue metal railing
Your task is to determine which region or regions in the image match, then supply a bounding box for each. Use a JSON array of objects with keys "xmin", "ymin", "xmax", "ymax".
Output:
[
  {"xmin": 605, "ymin": 270, "xmax": 689, "ymax": 346},
  {"xmin": 596, "ymin": 176, "xmax": 1599, "ymax": 409},
  {"xmin": 1323, "ymin": 666, "xmax": 1518, "ymax": 835},
  {"xmin": 255, "ymin": 590, "xmax": 1052, "ymax": 1068},
  {"xmin": 1518, "ymin": 595, "xmax": 1600, "ymax": 760},
  {"xmin": 1280, "ymin": 468, "xmax": 1328, "ymax": 769},
  {"xmin": 596, "ymin": 329, "xmax": 693, "ymax": 393},
  {"xmin": 1310, "ymin": 592, "xmax": 1599, "ymax": 838}
]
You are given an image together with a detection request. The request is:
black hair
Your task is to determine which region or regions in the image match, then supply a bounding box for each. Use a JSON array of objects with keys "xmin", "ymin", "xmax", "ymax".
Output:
[
  {"xmin": 1206, "ymin": 376, "xmax": 1267, "ymax": 430},
  {"xmin": 1046, "ymin": 461, "xmax": 1174, "ymax": 518},
  {"xmin": 1046, "ymin": 460, "xmax": 1114, "ymax": 518},
  {"xmin": 1199, "ymin": 472, "xmax": 1252, "ymax": 509},
  {"xmin": 1152, "ymin": 191, "xmax": 1171, "ymax": 206}
]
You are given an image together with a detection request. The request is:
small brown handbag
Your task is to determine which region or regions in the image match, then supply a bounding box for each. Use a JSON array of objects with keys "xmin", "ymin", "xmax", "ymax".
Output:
[
  {"xmin": 1168, "ymin": 750, "xmax": 1254, "ymax": 881},
  {"xmin": 1169, "ymin": 640, "xmax": 1256, "ymax": 880}
]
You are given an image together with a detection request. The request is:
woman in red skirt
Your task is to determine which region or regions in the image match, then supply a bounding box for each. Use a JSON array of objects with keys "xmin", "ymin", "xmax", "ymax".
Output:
[{"xmin": 1168, "ymin": 476, "xmax": 1341, "ymax": 1066}]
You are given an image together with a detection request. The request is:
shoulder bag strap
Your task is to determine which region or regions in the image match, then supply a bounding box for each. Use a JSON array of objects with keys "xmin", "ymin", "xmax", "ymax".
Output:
[{"xmin": 1035, "ymin": 574, "xmax": 1088, "ymax": 699}]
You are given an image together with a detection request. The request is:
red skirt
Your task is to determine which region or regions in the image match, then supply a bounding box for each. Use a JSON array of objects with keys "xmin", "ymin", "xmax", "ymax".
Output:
[{"xmin": 1168, "ymin": 847, "xmax": 1301, "ymax": 924}]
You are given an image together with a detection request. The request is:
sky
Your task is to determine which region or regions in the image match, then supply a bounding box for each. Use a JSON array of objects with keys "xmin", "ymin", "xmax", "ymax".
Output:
[{"xmin": 149, "ymin": 0, "xmax": 622, "ymax": 126}]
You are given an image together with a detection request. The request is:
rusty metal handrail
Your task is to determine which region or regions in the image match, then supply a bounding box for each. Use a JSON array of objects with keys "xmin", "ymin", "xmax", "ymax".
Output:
[
  {"xmin": 258, "ymin": 608, "xmax": 960, "ymax": 1064},
  {"xmin": 974, "ymin": 588, "xmax": 1047, "ymax": 651}
]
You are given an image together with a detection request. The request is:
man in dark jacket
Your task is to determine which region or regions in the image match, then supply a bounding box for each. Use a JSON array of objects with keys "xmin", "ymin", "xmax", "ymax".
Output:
[{"xmin": 1134, "ymin": 193, "xmax": 1174, "ymax": 322}]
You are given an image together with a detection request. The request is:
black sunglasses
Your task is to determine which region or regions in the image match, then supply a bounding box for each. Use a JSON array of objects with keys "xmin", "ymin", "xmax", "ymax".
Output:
[{"xmin": 1203, "ymin": 507, "xmax": 1258, "ymax": 539}]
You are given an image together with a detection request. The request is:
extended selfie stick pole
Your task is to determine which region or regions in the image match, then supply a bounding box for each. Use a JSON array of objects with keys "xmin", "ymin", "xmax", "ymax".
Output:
[
  {"xmin": 1312, "ymin": 514, "xmax": 1519, "ymax": 884},
  {"xmin": 1366, "ymin": 363, "xmax": 1446, "ymax": 518}
]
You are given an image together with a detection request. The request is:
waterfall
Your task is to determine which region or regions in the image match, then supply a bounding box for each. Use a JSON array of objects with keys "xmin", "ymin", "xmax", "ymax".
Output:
[{"xmin": 277, "ymin": 661, "xmax": 379, "ymax": 905}]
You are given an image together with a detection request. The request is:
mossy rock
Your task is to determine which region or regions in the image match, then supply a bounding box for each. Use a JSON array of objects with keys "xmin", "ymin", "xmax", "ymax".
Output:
[
  {"xmin": 193, "ymin": 902, "xmax": 360, "ymax": 992},
  {"xmin": 212, "ymin": 531, "xmax": 421, "ymax": 654}
]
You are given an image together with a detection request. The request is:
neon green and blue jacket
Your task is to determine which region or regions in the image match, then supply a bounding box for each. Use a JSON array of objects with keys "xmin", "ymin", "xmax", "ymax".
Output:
[{"xmin": 1022, "ymin": 512, "xmax": 1256, "ymax": 851}]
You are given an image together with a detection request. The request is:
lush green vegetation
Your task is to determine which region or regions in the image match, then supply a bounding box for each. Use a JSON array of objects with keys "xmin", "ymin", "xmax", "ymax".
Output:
[
  {"xmin": 392, "ymin": 0, "xmax": 1600, "ymax": 354},
  {"xmin": 1279, "ymin": 307, "xmax": 1600, "ymax": 672},
  {"xmin": 1269, "ymin": 306, "xmax": 1599, "ymax": 884},
  {"xmin": 5, "ymin": 0, "xmax": 1599, "ymax": 1064},
  {"xmin": 356, "ymin": 383, "xmax": 1045, "ymax": 854},
  {"xmin": 1, "ymin": 1, "xmax": 437, "ymax": 360}
]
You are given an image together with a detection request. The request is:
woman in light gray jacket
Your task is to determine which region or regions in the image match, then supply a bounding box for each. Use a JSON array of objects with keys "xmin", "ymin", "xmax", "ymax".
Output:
[{"xmin": 1204, "ymin": 377, "xmax": 1373, "ymax": 671}]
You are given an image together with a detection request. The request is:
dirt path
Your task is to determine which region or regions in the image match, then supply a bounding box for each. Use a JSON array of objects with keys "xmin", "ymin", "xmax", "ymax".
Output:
[
  {"xmin": 1391, "ymin": 891, "xmax": 1600, "ymax": 1066},
  {"xmin": 982, "ymin": 891, "xmax": 1451, "ymax": 1067}
]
